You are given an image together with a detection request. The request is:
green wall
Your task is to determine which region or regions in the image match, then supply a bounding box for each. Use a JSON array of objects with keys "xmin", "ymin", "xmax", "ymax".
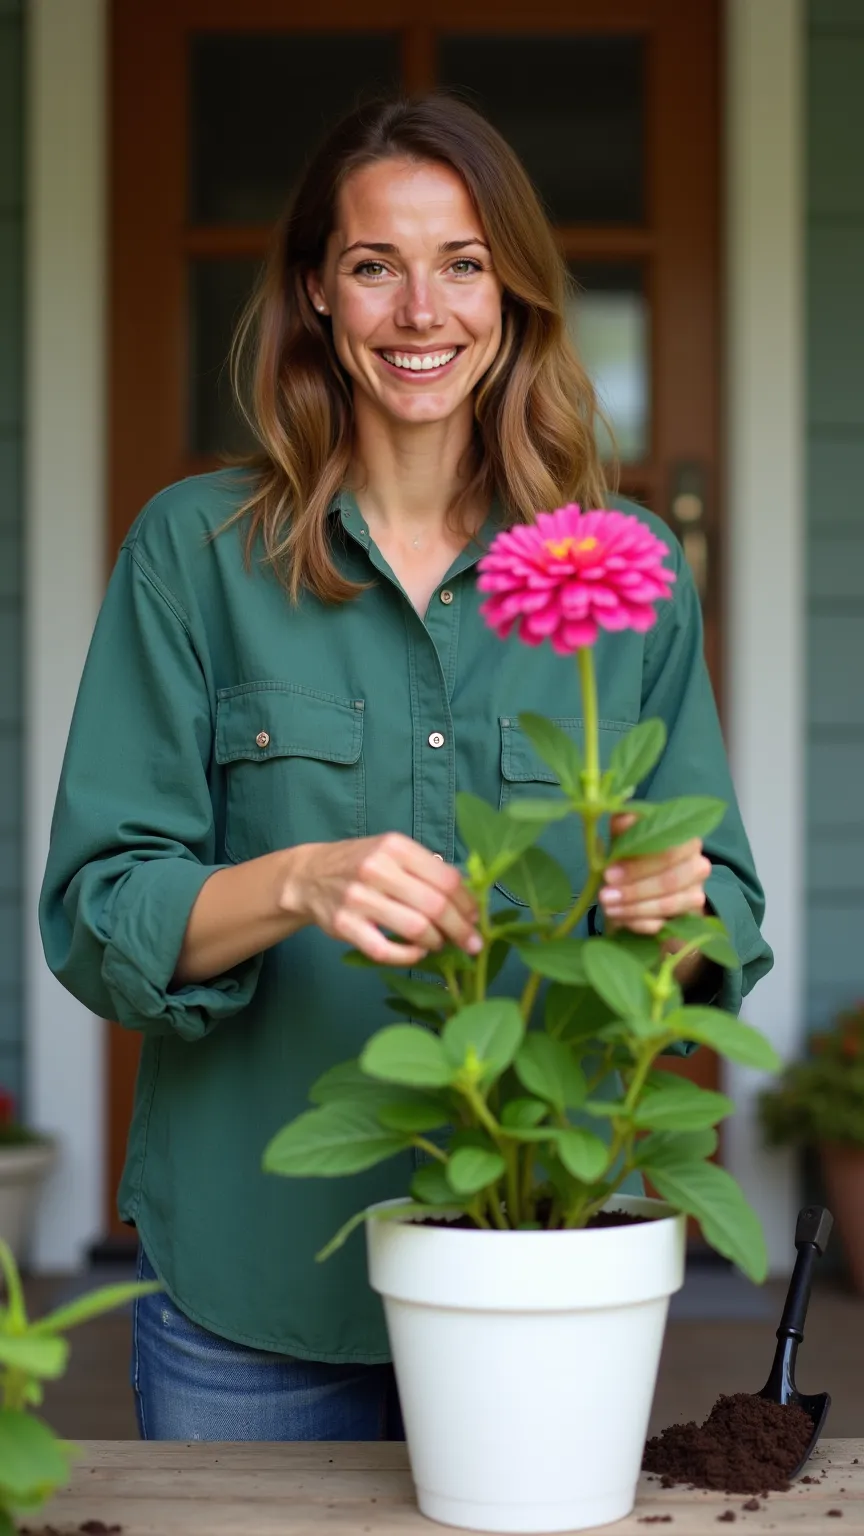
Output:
[
  {"xmin": 806, "ymin": 0, "xmax": 864, "ymax": 1033},
  {"xmin": 0, "ymin": 0, "xmax": 22, "ymax": 1105}
]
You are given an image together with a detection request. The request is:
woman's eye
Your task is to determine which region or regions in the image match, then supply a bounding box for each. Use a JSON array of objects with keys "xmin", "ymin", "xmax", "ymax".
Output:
[
  {"xmin": 451, "ymin": 259, "xmax": 483, "ymax": 276},
  {"xmin": 355, "ymin": 261, "xmax": 388, "ymax": 278}
]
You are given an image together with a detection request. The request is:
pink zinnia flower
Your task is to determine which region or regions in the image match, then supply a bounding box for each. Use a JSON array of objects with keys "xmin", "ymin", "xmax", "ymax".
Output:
[{"xmin": 477, "ymin": 504, "xmax": 676, "ymax": 654}]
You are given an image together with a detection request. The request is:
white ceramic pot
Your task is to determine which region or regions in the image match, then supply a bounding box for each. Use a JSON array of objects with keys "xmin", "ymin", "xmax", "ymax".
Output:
[
  {"xmin": 0, "ymin": 1141, "xmax": 56, "ymax": 1264},
  {"xmin": 367, "ymin": 1193, "xmax": 686, "ymax": 1534}
]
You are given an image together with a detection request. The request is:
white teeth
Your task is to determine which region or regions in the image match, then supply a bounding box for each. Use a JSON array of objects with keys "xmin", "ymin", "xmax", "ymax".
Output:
[{"xmin": 382, "ymin": 349, "xmax": 458, "ymax": 372}]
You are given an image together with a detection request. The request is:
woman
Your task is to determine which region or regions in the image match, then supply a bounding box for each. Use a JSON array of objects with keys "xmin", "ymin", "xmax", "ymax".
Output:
[{"xmin": 40, "ymin": 95, "xmax": 772, "ymax": 1441}]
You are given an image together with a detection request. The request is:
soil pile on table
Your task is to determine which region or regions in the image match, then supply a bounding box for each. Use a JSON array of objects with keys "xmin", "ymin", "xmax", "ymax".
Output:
[{"xmin": 643, "ymin": 1392, "xmax": 813, "ymax": 1492}]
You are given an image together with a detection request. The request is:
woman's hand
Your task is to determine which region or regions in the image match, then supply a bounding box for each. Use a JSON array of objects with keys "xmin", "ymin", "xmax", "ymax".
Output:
[
  {"xmin": 599, "ymin": 813, "xmax": 711, "ymax": 938},
  {"xmin": 281, "ymin": 833, "xmax": 482, "ymax": 967}
]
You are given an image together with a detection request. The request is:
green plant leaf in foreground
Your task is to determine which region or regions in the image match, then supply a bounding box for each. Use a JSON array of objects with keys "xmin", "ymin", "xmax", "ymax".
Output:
[
  {"xmin": 556, "ymin": 1128, "xmax": 610, "ymax": 1182},
  {"xmin": 455, "ymin": 793, "xmax": 542, "ymax": 875},
  {"xmin": 661, "ymin": 913, "xmax": 739, "ymax": 969},
  {"xmin": 263, "ymin": 1103, "xmax": 409, "ymax": 1177},
  {"xmin": 633, "ymin": 1074, "xmax": 734, "ymax": 1131},
  {"xmin": 646, "ymin": 1159, "xmax": 769, "ymax": 1282},
  {"xmin": 316, "ymin": 1202, "xmax": 446, "ymax": 1263},
  {"xmin": 447, "ymin": 1146, "xmax": 507, "ymax": 1196},
  {"xmin": 0, "ymin": 1333, "xmax": 67, "ymax": 1379},
  {"xmin": 517, "ymin": 713, "xmax": 584, "ymax": 794},
  {"xmin": 0, "ymin": 1409, "xmax": 73, "ymax": 1502},
  {"xmin": 442, "ymin": 1000, "xmax": 524, "ymax": 1081},
  {"xmin": 514, "ymin": 1034, "xmax": 586, "ymax": 1112},
  {"xmin": 582, "ymin": 939, "xmax": 650, "ymax": 1020},
  {"xmin": 609, "ymin": 797, "xmax": 725, "ymax": 859},
  {"xmin": 664, "ymin": 1008, "xmax": 781, "ymax": 1072},
  {"xmin": 514, "ymin": 938, "xmax": 587, "ymax": 984},
  {"xmin": 361, "ymin": 1025, "xmax": 455, "ymax": 1088},
  {"xmin": 503, "ymin": 847, "xmax": 572, "ymax": 914},
  {"xmin": 607, "ymin": 719, "xmax": 667, "ymax": 795}
]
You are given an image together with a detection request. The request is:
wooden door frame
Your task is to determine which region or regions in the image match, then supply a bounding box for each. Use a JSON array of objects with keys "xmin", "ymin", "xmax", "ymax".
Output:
[{"xmin": 107, "ymin": 0, "xmax": 721, "ymax": 1236}]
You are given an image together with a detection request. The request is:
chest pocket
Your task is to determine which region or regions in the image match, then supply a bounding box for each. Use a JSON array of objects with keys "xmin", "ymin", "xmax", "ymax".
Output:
[
  {"xmin": 496, "ymin": 716, "xmax": 630, "ymax": 909},
  {"xmin": 215, "ymin": 683, "xmax": 366, "ymax": 864}
]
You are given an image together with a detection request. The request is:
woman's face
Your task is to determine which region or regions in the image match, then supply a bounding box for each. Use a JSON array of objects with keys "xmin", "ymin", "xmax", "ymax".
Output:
[{"xmin": 309, "ymin": 157, "xmax": 504, "ymax": 430}]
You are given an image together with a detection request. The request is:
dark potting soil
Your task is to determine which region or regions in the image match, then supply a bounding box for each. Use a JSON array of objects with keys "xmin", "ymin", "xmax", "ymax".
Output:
[
  {"xmin": 643, "ymin": 1393, "xmax": 814, "ymax": 1493},
  {"xmin": 418, "ymin": 1207, "xmax": 649, "ymax": 1231}
]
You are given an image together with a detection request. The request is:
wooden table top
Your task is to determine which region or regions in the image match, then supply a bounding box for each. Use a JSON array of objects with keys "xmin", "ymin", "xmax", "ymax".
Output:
[{"xmin": 36, "ymin": 1438, "xmax": 864, "ymax": 1535}]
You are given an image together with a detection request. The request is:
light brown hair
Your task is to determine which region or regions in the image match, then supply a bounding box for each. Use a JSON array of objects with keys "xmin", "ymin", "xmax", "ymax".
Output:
[{"xmin": 228, "ymin": 93, "xmax": 614, "ymax": 602}]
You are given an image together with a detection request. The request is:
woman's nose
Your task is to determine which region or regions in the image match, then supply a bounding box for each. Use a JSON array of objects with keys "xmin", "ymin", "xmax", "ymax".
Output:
[{"xmin": 396, "ymin": 273, "xmax": 443, "ymax": 332}]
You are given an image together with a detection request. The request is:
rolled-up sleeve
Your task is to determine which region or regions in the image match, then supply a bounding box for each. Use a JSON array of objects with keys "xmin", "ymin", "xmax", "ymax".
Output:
[
  {"xmin": 39, "ymin": 545, "xmax": 263, "ymax": 1041},
  {"xmin": 638, "ymin": 543, "xmax": 774, "ymax": 1016}
]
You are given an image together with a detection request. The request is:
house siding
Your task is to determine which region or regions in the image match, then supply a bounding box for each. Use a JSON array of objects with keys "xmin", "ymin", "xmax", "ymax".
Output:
[{"xmin": 806, "ymin": 0, "xmax": 864, "ymax": 1030}]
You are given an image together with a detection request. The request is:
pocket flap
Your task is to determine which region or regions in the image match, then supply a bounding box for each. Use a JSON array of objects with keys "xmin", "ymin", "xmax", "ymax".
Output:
[
  {"xmin": 499, "ymin": 716, "xmax": 585, "ymax": 784},
  {"xmin": 216, "ymin": 684, "xmax": 364, "ymax": 765}
]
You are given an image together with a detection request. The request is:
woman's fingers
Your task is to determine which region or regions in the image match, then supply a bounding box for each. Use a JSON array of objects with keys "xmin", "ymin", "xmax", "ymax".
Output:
[
  {"xmin": 359, "ymin": 837, "xmax": 481, "ymax": 952},
  {"xmin": 600, "ymin": 823, "xmax": 711, "ymax": 932},
  {"xmin": 331, "ymin": 907, "xmax": 431, "ymax": 967}
]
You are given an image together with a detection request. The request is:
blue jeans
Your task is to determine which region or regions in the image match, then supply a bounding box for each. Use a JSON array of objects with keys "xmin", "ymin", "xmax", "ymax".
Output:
[{"xmin": 131, "ymin": 1248, "xmax": 404, "ymax": 1441}]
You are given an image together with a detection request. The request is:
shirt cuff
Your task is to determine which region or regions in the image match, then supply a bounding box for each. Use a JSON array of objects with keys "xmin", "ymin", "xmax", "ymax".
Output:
[{"xmin": 101, "ymin": 858, "xmax": 263, "ymax": 1041}]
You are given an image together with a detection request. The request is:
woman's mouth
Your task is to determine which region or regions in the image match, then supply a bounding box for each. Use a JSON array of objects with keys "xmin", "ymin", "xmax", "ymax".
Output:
[{"xmin": 377, "ymin": 347, "xmax": 462, "ymax": 379}]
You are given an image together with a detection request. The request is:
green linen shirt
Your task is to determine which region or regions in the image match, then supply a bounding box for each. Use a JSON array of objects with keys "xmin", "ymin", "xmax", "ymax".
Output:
[{"xmin": 40, "ymin": 469, "xmax": 773, "ymax": 1362}]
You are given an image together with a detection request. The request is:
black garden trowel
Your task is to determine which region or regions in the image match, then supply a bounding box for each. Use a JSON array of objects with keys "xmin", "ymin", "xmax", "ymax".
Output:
[{"xmin": 757, "ymin": 1204, "xmax": 833, "ymax": 1478}]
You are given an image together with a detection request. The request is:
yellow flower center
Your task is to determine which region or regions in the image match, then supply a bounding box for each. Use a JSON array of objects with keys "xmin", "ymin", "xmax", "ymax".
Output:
[{"xmin": 544, "ymin": 535, "xmax": 600, "ymax": 560}]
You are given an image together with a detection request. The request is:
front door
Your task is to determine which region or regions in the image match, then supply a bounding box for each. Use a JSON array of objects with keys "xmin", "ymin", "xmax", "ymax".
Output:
[{"xmin": 107, "ymin": 0, "xmax": 721, "ymax": 1235}]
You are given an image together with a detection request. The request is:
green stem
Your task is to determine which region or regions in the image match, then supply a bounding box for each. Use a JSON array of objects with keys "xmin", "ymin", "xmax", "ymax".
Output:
[
  {"xmin": 440, "ymin": 956, "xmax": 462, "ymax": 1009},
  {"xmin": 472, "ymin": 892, "xmax": 492, "ymax": 1003},
  {"xmin": 412, "ymin": 1137, "xmax": 448, "ymax": 1164},
  {"xmin": 577, "ymin": 647, "xmax": 601, "ymax": 804},
  {"xmin": 487, "ymin": 1190, "xmax": 508, "ymax": 1230}
]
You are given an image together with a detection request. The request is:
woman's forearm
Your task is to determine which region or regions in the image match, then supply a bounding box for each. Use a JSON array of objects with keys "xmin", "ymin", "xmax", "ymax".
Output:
[{"xmin": 172, "ymin": 847, "xmax": 313, "ymax": 987}]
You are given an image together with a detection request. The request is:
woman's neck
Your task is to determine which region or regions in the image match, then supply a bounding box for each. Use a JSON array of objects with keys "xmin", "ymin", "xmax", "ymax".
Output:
[{"xmin": 349, "ymin": 395, "xmax": 480, "ymax": 539}]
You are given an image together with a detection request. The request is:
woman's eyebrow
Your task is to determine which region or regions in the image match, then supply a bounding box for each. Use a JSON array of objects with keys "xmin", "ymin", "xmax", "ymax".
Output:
[{"xmin": 338, "ymin": 237, "xmax": 490, "ymax": 259}]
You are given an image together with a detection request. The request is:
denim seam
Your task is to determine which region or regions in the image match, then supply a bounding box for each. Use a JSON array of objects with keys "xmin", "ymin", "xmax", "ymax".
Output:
[{"xmin": 132, "ymin": 1245, "xmax": 148, "ymax": 1439}]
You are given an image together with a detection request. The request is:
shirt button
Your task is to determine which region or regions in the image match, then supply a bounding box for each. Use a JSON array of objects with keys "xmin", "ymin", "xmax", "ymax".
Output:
[
  {"xmin": 256, "ymin": 731, "xmax": 270, "ymax": 748},
  {"xmin": 428, "ymin": 731, "xmax": 445, "ymax": 749},
  {"xmin": 440, "ymin": 588, "xmax": 453, "ymax": 605}
]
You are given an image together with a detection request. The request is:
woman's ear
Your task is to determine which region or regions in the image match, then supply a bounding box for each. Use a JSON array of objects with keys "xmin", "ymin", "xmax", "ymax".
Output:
[{"xmin": 305, "ymin": 274, "xmax": 329, "ymax": 316}]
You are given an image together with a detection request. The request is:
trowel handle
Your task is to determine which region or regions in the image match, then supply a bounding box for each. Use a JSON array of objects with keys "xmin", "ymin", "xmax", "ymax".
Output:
[{"xmin": 778, "ymin": 1206, "xmax": 833, "ymax": 1341}]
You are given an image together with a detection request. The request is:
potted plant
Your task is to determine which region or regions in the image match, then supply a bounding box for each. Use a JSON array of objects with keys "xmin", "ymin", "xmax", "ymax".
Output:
[
  {"xmin": 263, "ymin": 506, "xmax": 780, "ymax": 1535},
  {"xmin": 0, "ymin": 1235, "xmax": 159, "ymax": 1534},
  {"xmin": 0, "ymin": 1092, "xmax": 56, "ymax": 1267},
  {"xmin": 760, "ymin": 1001, "xmax": 864, "ymax": 1294}
]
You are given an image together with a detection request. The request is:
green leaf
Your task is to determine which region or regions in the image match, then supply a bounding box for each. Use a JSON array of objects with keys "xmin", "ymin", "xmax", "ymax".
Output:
[
  {"xmin": 375, "ymin": 1097, "xmax": 452, "ymax": 1133},
  {"xmin": 384, "ymin": 974, "xmax": 452, "ymax": 1014},
  {"xmin": 263, "ymin": 1103, "xmax": 409, "ymax": 1177},
  {"xmin": 503, "ymin": 797, "xmax": 573, "ymax": 824},
  {"xmin": 664, "ymin": 1007, "xmax": 781, "ymax": 1072},
  {"xmin": 661, "ymin": 914, "xmax": 739, "ymax": 970},
  {"xmin": 514, "ymin": 938, "xmax": 587, "ymax": 984},
  {"xmin": 411, "ymin": 1161, "xmax": 459, "ymax": 1206},
  {"xmin": 0, "ymin": 1409, "xmax": 73, "ymax": 1501},
  {"xmin": 607, "ymin": 719, "xmax": 667, "ymax": 794},
  {"xmin": 636, "ymin": 1127, "xmax": 719, "ymax": 1169},
  {"xmin": 316, "ymin": 1201, "xmax": 444, "ymax": 1262},
  {"xmin": 0, "ymin": 1333, "xmax": 67, "ymax": 1378},
  {"xmin": 582, "ymin": 939, "xmax": 650, "ymax": 1019},
  {"xmin": 517, "ymin": 713, "xmax": 584, "ymax": 794},
  {"xmin": 647, "ymin": 1159, "xmax": 768, "ymax": 1282},
  {"xmin": 609, "ymin": 798, "xmax": 726, "ymax": 859},
  {"xmin": 361, "ymin": 1025, "xmax": 455, "ymax": 1088},
  {"xmin": 442, "ymin": 1000, "xmax": 525, "ymax": 1080},
  {"xmin": 514, "ymin": 1035, "xmax": 587, "ymax": 1111},
  {"xmin": 501, "ymin": 1097, "xmax": 549, "ymax": 1130},
  {"xmin": 546, "ymin": 984, "xmax": 616, "ymax": 1042},
  {"xmin": 503, "ymin": 847, "xmax": 572, "ymax": 914},
  {"xmin": 308, "ymin": 1060, "xmax": 412, "ymax": 1106},
  {"xmin": 456, "ymin": 793, "xmax": 542, "ymax": 875},
  {"xmin": 446, "ymin": 1146, "xmax": 507, "ymax": 1197},
  {"xmin": 557, "ymin": 1128, "xmax": 610, "ymax": 1182},
  {"xmin": 633, "ymin": 1075, "xmax": 735, "ymax": 1131},
  {"xmin": 32, "ymin": 1281, "xmax": 161, "ymax": 1338}
]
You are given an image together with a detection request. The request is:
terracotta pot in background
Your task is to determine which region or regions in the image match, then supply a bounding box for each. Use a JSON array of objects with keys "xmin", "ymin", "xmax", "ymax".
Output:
[{"xmin": 819, "ymin": 1143, "xmax": 864, "ymax": 1294}]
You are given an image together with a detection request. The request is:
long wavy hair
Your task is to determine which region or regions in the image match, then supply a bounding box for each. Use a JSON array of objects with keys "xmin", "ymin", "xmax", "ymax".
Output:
[{"xmin": 228, "ymin": 93, "xmax": 614, "ymax": 602}]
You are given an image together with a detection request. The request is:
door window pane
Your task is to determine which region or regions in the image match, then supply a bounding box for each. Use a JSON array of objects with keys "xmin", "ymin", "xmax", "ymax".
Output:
[
  {"xmin": 189, "ymin": 259, "xmax": 260, "ymax": 456},
  {"xmin": 568, "ymin": 264, "xmax": 649, "ymax": 463},
  {"xmin": 190, "ymin": 33, "xmax": 401, "ymax": 224},
  {"xmin": 438, "ymin": 36, "xmax": 645, "ymax": 225}
]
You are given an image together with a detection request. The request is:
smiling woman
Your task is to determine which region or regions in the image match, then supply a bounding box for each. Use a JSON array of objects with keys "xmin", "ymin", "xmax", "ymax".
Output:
[{"xmin": 38, "ymin": 92, "xmax": 772, "ymax": 1448}]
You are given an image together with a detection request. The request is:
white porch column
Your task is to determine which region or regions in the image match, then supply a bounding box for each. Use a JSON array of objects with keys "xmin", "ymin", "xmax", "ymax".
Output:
[
  {"xmin": 725, "ymin": 0, "xmax": 806, "ymax": 1275},
  {"xmin": 24, "ymin": 0, "xmax": 107, "ymax": 1269}
]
